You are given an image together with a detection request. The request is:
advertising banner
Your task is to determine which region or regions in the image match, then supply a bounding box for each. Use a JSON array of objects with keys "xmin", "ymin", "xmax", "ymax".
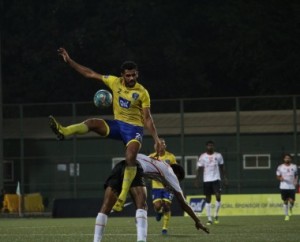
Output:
[{"xmin": 185, "ymin": 194, "xmax": 300, "ymax": 216}]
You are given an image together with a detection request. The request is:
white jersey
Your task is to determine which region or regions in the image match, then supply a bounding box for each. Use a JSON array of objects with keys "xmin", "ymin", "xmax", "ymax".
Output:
[
  {"xmin": 136, "ymin": 153, "xmax": 183, "ymax": 193},
  {"xmin": 197, "ymin": 152, "xmax": 224, "ymax": 182},
  {"xmin": 276, "ymin": 163, "xmax": 298, "ymax": 190}
]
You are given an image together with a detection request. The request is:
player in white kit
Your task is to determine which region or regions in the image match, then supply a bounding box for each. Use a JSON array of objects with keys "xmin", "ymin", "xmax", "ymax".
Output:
[
  {"xmin": 276, "ymin": 153, "xmax": 298, "ymax": 221},
  {"xmin": 93, "ymin": 154, "xmax": 209, "ymax": 242},
  {"xmin": 195, "ymin": 141, "xmax": 227, "ymax": 225}
]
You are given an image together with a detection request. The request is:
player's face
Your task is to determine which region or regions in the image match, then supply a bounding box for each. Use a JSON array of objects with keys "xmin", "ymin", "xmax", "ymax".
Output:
[
  {"xmin": 283, "ymin": 155, "xmax": 292, "ymax": 164},
  {"xmin": 122, "ymin": 69, "xmax": 138, "ymax": 88},
  {"xmin": 206, "ymin": 143, "xmax": 214, "ymax": 153}
]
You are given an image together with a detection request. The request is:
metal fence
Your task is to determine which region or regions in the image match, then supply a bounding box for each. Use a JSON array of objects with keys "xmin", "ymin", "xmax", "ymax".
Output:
[{"xmin": 1, "ymin": 95, "xmax": 300, "ymax": 211}]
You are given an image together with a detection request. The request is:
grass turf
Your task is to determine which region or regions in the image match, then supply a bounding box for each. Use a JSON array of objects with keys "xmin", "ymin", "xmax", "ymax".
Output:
[{"xmin": 0, "ymin": 215, "xmax": 299, "ymax": 242}]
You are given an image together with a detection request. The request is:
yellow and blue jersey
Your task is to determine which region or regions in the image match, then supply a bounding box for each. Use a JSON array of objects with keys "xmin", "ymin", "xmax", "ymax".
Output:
[
  {"xmin": 149, "ymin": 151, "xmax": 177, "ymax": 189},
  {"xmin": 102, "ymin": 75, "xmax": 150, "ymax": 127}
]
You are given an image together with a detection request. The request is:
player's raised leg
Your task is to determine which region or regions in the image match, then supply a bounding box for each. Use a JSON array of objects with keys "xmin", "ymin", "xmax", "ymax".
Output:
[
  {"xmin": 49, "ymin": 116, "xmax": 110, "ymax": 140},
  {"xmin": 49, "ymin": 115, "xmax": 89, "ymax": 140}
]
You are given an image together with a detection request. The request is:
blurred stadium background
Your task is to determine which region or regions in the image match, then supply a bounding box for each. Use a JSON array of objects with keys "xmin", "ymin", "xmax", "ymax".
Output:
[{"xmin": 0, "ymin": 95, "xmax": 299, "ymax": 216}]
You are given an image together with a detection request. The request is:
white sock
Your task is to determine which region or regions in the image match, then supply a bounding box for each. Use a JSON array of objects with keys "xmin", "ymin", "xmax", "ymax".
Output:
[
  {"xmin": 205, "ymin": 203, "xmax": 212, "ymax": 221},
  {"xmin": 283, "ymin": 204, "xmax": 288, "ymax": 216},
  {"xmin": 94, "ymin": 213, "xmax": 108, "ymax": 242},
  {"xmin": 214, "ymin": 201, "xmax": 221, "ymax": 217},
  {"xmin": 136, "ymin": 209, "xmax": 147, "ymax": 242}
]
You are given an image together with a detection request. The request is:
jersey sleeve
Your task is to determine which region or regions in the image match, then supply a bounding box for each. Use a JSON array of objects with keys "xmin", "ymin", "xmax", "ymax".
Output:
[
  {"xmin": 294, "ymin": 164, "xmax": 298, "ymax": 176},
  {"xmin": 276, "ymin": 166, "xmax": 281, "ymax": 176},
  {"xmin": 101, "ymin": 75, "xmax": 118, "ymax": 89},
  {"xmin": 165, "ymin": 167, "xmax": 183, "ymax": 193},
  {"xmin": 218, "ymin": 153, "xmax": 224, "ymax": 165},
  {"xmin": 197, "ymin": 154, "xmax": 204, "ymax": 168},
  {"xmin": 140, "ymin": 88, "xmax": 150, "ymax": 108}
]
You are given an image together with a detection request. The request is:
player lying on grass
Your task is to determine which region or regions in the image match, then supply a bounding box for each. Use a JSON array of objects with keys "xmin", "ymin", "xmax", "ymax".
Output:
[{"xmin": 93, "ymin": 154, "xmax": 209, "ymax": 242}]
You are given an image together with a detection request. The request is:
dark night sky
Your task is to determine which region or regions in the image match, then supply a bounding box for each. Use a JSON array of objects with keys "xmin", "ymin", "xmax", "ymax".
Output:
[{"xmin": 2, "ymin": 0, "xmax": 300, "ymax": 104}]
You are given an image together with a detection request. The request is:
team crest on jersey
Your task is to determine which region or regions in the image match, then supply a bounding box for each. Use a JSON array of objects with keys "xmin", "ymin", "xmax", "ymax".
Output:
[
  {"xmin": 119, "ymin": 97, "xmax": 131, "ymax": 108},
  {"xmin": 165, "ymin": 159, "xmax": 171, "ymax": 164},
  {"xmin": 135, "ymin": 133, "xmax": 142, "ymax": 142},
  {"xmin": 132, "ymin": 93, "xmax": 139, "ymax": 100}
]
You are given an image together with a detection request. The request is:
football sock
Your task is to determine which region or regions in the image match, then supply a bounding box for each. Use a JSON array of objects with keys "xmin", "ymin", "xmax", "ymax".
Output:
[
  {"xmin": 205, "ymin": 203, "xmax": 212, "ymax": 221},
  {"xmin": 93, "ymin": 213, "xmax": 107, "ymax": 242},
  {"xmin": 61, "ymin": 123, "xmax": 89, "ymax": 136},
  {"xmin": 162, "ymin": 211, "xmax": 171, "ymax": 230},
  {"xmin": 214, "ymin": 201, "xmax": 221, "ymax": 217},
  {"xmin": 136, "ymin": 209, "xmax": 147, "ymax": 242},
  {"xmin": 283, "ymin": 204, "xmax": 288, "ymax": 216},
  {"xmin": 118, "ymin": 166, "xmax": 137, "ymax": 202}
]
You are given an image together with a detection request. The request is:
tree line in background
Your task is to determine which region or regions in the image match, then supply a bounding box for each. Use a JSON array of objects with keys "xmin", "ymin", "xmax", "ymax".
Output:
[{"xmin": 2, "ymin": 0, "xmax": 300, "ymax": 104}]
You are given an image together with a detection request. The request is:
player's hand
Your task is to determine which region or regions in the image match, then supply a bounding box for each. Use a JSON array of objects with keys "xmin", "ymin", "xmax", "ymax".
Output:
[
  {"xmin": 57, "ymin": 47, "xmax": 70, "ymax": 63},
  {"xmin": 195, "ymin": 221, "xmax": 210, "ymax": 234},
  {"xmin": 154, "ymin": 139, "xmax": 163, "ymax": 156}
]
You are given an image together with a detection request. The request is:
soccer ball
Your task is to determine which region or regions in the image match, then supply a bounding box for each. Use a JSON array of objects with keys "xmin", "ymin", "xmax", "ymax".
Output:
[{"xmin": 93, "ymin": 89, "xmax": 112, "ymax": 108}]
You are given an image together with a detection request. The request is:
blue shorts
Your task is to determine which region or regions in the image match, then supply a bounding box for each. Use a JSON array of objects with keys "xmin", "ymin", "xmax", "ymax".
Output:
[
  {"xmin": 105, "ymin": 120, "xmax": 143, "ymax": 146},
  {"xmin": 152, "ymin": 188, "xmax": 174, "ymax": 203}
]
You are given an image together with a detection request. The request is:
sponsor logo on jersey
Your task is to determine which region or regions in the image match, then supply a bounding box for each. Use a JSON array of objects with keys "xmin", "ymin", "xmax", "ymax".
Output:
[
  {"xmin": 119, "ymin": 97, "xmax": 131, "ymax": 108},
  {"xmin": 132, "ymin": 93, "xmax": 139, "ymax": 100}
]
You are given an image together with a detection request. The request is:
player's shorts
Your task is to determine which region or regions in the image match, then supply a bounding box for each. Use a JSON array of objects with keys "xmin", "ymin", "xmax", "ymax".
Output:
[
  {"xmin": 104, "ymin": 120, "xmax": 143, "ymax": 145},
  {"xmin": 203, "ymin": 180, "xmax": 222, "ymax": 196},
  {"xmin": 152, "ymin": 188, "xmax": 174, "ymax": 203},
  {"xmin": 104, "ymin": 160, "xmax": 145, "ymax": 194},
  {"xmin": 280, "ymin": 189, "xmax": 296, "ymax": 201}
]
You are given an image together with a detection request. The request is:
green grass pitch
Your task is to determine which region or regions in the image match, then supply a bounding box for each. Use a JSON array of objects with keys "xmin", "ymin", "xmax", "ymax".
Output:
[{"xmin": 0, "ymin": 215, "xmax": 299, "ymax": 242}]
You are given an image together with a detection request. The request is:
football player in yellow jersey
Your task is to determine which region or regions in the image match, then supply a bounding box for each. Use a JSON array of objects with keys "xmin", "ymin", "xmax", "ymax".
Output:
[
  {"xmin": 149, "ymin": 138, "xmax": 177, "ymax": 235},
  {"xmin": 50, "ymin": 47, "xmax": 162, "ymax": 212}
]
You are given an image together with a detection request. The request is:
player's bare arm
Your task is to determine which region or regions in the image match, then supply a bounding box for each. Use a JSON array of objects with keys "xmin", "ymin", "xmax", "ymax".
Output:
[
  {"xmin": 174, "ymin": 191, "xmax": 209, "ymax": 234},
  {"xmin": 294, "ymin": 175, "xmax": 298, "ymax": 186},
  {"xmin": 194, "ymin": 167, "xmax": 203, "ymax": 188},
  {"xmin": 220, "ymin": 164, "xmax": 228, "ymax": 186},
  {"xmin": 57, "ymin": 47, "xmax": 103, "ymax": 80},
  {"xmin": 142, "ymin": 107, "xmax": 162, "ymax": 151},
  {"xmin": 277, "ymin": 175, "xmax": 283, "ymax": 182}
]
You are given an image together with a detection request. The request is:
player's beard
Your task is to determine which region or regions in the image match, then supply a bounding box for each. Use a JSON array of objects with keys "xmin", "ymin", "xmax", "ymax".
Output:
[{"xmin": 126, "ymin": 80, "xmax": 136, "ymax": 88}]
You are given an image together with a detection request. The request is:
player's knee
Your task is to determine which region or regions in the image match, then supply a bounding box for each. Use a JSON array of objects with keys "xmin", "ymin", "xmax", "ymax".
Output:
[
  {"xmin": 153, "ymin": 202, "xmax": 162, "ymax": 211},
  {"xmin": 125, "ymin": 153, "xmax": 138, "ymax": 166},
  {"xmin": 99, "ymin": 204, "xmax": 112, "ymax": 215},
  {"xmin": 85, "ymin": 119, "xmax": 106, "ymax": 132}
]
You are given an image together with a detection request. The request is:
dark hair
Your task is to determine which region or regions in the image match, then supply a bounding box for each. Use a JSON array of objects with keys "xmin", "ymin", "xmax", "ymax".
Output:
[
  {"xmin": 206, "ymin": 140, "xmax": 214, "ymax": 145},
  {"xmin": 283, "ymin": 153, "xmax": 292, "ymax": 159},
  {"xmin": 171, "ymin": 164, "xmax": 185, "ymax": 181},
  {"xmin": 121, "ymin": 61, "xmax": 138, "ymax": 73}
]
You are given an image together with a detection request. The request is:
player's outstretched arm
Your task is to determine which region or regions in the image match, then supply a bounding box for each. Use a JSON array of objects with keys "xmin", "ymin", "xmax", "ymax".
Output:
[
  {"xmin": 57, "ymin": 47, "xmax": 103, "ymax": 81},
  {"xmin": 174, "ymin": 191, "xmax": 209, "ymax": 234},
  {"xmin": 143, "ymin": 108, "xmax": 162, "ymax": 151}
]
